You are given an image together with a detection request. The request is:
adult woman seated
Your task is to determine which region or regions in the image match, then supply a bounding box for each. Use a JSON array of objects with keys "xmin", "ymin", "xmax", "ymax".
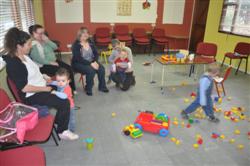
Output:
[
  {"xmin": 28, "ymin": 24, "xmax": 76, "ymax": 94},
  {"xmin": 108, "ymin": 39, "xmax": 135, "ymax": 91},
  {"xmin": 3, "ymin": 27, "xmax": 78, "ymax": 140},
  {"xmin": 71, "ymin": 27, "xmax": 109, "ymax": 96}
]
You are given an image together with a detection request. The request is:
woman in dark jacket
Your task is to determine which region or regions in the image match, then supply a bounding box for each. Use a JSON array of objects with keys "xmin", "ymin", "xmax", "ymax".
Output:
[{"xmin": 71, "ymin": 27, "xmax": 109, "ymax": 96}]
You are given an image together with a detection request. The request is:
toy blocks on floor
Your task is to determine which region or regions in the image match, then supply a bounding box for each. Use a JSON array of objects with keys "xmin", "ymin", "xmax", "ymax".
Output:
[{"xmin": 123, "ymin": 124, "xmax": 143, "ymax": 139}]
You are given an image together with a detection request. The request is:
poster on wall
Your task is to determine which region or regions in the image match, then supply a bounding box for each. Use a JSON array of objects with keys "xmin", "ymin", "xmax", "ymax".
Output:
[
  {"xmin": 162, "ymin": 0, "xmax": 185, "ymax": 24},
  {"xmin": 54, "ymin": 0, "xmax": 83, "ymax": 23},
  {"xmin": 117, "ymin": 0, "xmax": 132, "ymax": 16},
  {"xmin": 90, "ymin": 0, "xmax": 157, "ymax": 23}
]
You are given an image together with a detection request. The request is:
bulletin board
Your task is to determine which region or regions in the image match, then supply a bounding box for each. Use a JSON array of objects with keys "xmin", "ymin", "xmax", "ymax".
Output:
[
  {"xmin": 90, "ymin": 0, "xmax": 157, "ymax": 23},
  {"xmin": 54, "ymin": 0, "xmax": 83, "ymax": 23},
  {"xmin": 162, "ymin": 0, "xmax": 185, "ymax": 24}
]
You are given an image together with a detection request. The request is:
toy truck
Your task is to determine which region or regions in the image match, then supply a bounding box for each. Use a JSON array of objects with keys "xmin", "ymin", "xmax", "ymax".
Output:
[
  {"xmin": 134, "ymin": 111, "xmax": 170, "ymax": 137},
  {"xmin": 123, "ymin": 124, "xmax": 143, "ymax": 139}
]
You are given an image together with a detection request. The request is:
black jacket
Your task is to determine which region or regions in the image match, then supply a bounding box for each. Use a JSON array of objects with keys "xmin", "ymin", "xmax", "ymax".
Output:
[{"xmin": 71, "ymin": 39, "xmax": 99, "ymax": 66}]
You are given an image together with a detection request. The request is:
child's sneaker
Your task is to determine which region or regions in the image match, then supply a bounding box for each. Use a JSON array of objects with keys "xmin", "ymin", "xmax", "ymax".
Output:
[
  {"xmin": 59, "ymin": 130, "xmax": 79, "ymax": 140},
  {"xmin": 181, "ymin": 110, "xmax": 189, "ymax": 119},
  {"xmin": 208, "ymin": 116, "xmax": 220, "ymax": 123}
]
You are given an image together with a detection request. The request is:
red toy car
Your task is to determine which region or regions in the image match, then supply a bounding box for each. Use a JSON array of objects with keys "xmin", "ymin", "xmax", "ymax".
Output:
[{"xmin": 134, "ymin": 111, "xmax": 170, "ymax": 137}]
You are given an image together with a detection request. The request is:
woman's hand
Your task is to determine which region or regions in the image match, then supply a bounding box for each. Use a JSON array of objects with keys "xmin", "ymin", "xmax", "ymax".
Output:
[
  {"xmin": 45, "ymin": 86, "xmax": 52, "ymax": 92},
  {"xmin": 50, "ymin": 62, "xmax": 59, "ymax": 66},
  {"xmin": 42, "ymin": 34, "xmax": 49, "ymax": 42},
  {"xmin": 91, "ymin": 62, "xmax": 99, "ymax": 70}
]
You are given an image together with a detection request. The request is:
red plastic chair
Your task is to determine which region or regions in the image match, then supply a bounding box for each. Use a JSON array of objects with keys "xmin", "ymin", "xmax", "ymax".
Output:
[
  {"xmin": 95, "ymin": 27, "xmax": 111, "ymax": 47},
  {"xmin": 195, "ymin": 42, "xmax": 217, "ymax": 63},
  {"xmin": 114, "ymin": 25, "xmax": 132, "ymax": 46},
  {"xmin": 0, "ymin": 145, "xmax": 46, "ymax": 166},
  {"xmin": 214, "ymin": 67, "xmax": 232, "ymax": 97},
  {"xmin": 151, "ymin": 28, "xmax": 169, "ymax": 55},
  {"xmin": 6, "ymin": 78, "xmax": 60, "ymax": 146},
  {"xmin": 133, "ymin": 28, "xmax": 151, "ymax": 55},
  {"xmin": 221, "ymin": 42, "xmax": 250, "ymax": 74}
]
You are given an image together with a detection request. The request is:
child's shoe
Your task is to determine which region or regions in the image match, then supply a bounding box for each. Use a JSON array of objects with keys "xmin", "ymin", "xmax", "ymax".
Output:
[
  {"xmin": 208, "ymin": 116, "xmax": 220, "ymax": 123},
  {"xmin": 107, "ymin": 79, "xmax": 112, "ymax": 84},
  {"xmin": 59, "ymin": 130, "xmax": 79, "ymax": 140},
  {"xmin": 181, "ymin": 110, "xmax": 189, "ymax": 119}
]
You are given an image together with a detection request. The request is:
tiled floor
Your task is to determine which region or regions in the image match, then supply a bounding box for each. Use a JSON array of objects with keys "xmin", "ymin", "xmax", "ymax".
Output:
[{"xmin": 42, "ymin": 55, "xmax": 250, "ymax": 166}]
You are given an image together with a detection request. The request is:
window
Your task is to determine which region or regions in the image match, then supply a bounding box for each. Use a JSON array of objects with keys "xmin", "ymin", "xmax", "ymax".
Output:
[
  {"xmin": 0, "ymin": 0, "xmax": 35, "ymax": 50},
  {"xmin": 219, "ymin": 0, "xmax": 250, "ymax": 37}
]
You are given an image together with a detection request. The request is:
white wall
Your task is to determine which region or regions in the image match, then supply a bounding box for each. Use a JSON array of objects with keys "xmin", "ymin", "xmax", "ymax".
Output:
[
  {"xmin": 90, "ymin": 0, "xmax": 157, "ymax": 23},
  {"xmin": 162, "ymin": 0, "xmax": 185, "ymax": 24}
]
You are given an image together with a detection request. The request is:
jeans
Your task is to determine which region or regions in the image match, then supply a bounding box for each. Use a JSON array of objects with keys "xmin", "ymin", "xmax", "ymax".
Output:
[
  {"xmin": 73, "ymin": 63, "xmax": 107, "ymax": 93},
  {"xmin": 184, "ymin": 95, "xmax": 214, "ymax": 117},
  {"xmin": 68, "ymin": 107, "xmax": 76, "ymax": 132}
]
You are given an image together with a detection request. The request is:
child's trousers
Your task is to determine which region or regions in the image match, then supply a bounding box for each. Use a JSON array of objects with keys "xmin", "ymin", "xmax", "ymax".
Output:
[
  {"xmin": 184, "ymin": 95, "xmax": 214, "ymax": 117},
  {"xmin": 68, "ymin": 107, "xmax": 76, "ymax": 132}
]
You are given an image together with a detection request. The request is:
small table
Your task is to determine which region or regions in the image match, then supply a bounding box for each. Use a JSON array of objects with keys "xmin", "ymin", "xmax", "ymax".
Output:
[{"xmin": 150, "ymin": 56, "xmax": 210, "ymax": 89}]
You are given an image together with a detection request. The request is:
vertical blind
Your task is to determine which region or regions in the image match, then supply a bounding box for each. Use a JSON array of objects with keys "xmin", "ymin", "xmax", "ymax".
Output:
[
  {"xmin": 219, "ymin": 0, "xmax": 250, "ymax": 37},
  {"xmin": 0, "ymin": 0, "xmax": 35, "ymax": 50}
]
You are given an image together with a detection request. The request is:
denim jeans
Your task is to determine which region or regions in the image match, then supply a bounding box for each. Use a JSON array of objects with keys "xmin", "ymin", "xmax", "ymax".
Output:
[
  {"xmin": 184, "ymin": 95, "xmax": 214, "ymax": 117},
  {"xmin": 68, "ymin": 107, "xmax": 76, "ymax": 132}
]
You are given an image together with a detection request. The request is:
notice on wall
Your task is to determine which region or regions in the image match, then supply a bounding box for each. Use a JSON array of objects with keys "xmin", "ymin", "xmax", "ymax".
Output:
[
  {"xmin": 162, "ymin": 0, "xmax": 185, "ymax": 24},
  {"xmin": 117, "ymin": 0, "xmax": 132, "ymax": 16},
  {"xmin": 54, "ymin": 0, "xmax": 83, "ymax": 23}
]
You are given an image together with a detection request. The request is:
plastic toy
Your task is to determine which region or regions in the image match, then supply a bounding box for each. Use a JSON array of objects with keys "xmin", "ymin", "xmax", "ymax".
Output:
[
  {"xmin": 184, "ymin": 98, "xmax": 190, "ymax": 103},
  {"xmin": 211, "ymin": 132, "xmax": 220, "ymax": 139},
  {"xmin": 111, "ymin": 112, "xmax": 116, "ymax": 117},
  {"xmin": 190, "ymin": 92, "xmax": 196, "ymax": 99},
  {"xmin": 237, "ymin": 144, "xmax": 244, "ymax": 150},
  {"xmin": 175, "ymin": 140, "xmax": 181, "ymax": 145},
  {"xmin": 188, "ymin": 118, "xmax": 194, "ymax": 124},
  {"xmin": 234, "ymin": 129, "xmax": 240, "ymax": 135},
  {"xmin": 161, "ymin": 55, "xmax": 177, "ymax": 63},
  {"xmin": 229, "ymin": 139, "xmax": 235, "ymax": 144},
  {"xmin": 186, "ymin": 124, "xmax": 191, "ymax": 128},
  {"xmin": 193, "ymin": 143, "xmax": 199, "ymax": 149},
  {"xmin": 173, "ymin": 120, "xmax": 179, "ymax": 126},
  {"xmin": 85, "ymin": 138, "xmax": 94, "ymax": 151},
  {"xmin": 134, "ymin": 111, "xmax": 170, "ymax": 137},
  {"xmin": 220, "ymin": 134, "xmax": 225, "ymax": 139},
  {"xmin": 171, "ymin": 137, "xmax": 177, "ymax": 142},
  {"xmin": 123, "ymin": 124, "xmax": 143, "ymax": 139},
  {"xmin": 196, "ymin": 134, "xmax": 203, "ymax": 145}
]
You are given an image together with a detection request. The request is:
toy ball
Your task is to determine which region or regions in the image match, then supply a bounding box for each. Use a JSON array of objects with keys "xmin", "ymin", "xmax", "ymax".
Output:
[
  {"xmin": 237, "ymin": 144, "xmax": 244, "ymax": 150},
  {"xmin": 234, "ymin": 129, "xmax": 241, "ymax": 135},
  {"xmin": 229, "ymin": 139, "xmax": 235, "ymax": 144},
  {"xmin": 184, "ymin": 98, "xmax": 189, "ymax": 103},
  {"xmin": 173, "ymin": 121, "xmax": 179, "ymax": 126},
  {"xmin": 175, "ymin": 140, "xmax": 181, "ymax": 145},
  {"xmin": 111, "ymin": 112, "xmax": 116, "ymax": 117},
  {"xmin": 193, "ymin": 143, "xmax": 199, "ymax": 149},
  {"xmin": 197, "ymin": 138, "xmax": 203, "ymax": 145},
  {"xmin": 220, "ymin": 134, "xmax": 225, "ymax": 139},
  {"xmin": 171, "ymin": 137, "xmax": 177, "ymax": 142},
  {"xmin": 218, "ymin": 98, "xmax": 222, "ymax": 104},
  {"xmin": 186, "ymin": 124, "xmax": 191, "ymax": 128}
]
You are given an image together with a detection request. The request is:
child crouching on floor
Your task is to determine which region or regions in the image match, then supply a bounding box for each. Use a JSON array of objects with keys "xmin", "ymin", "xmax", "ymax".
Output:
[
  {"xmin": 50, "ymin": 68, "xmax": 79, "ymax": 139},
  {"xmin": 181, "ymin": 63, "xmax": 220, "ymax": 123},
  {"xmin": 111, "ymin": 48, "xmax": 132, "ymax": 83}
]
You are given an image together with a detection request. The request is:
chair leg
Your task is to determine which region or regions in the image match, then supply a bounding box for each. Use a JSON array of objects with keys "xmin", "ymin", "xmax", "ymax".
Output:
[
  {"xmin": 235, "ymin": 58, "xmax": 242, "ymax": 75},
  {"xmin": 51, "ymin": 132, "xmax": 59, "ymax": 146},
  {"xmin": 53, "ymin": 125, "xmax": 60, "ymax": 141},
  {"xmin": 221, "ymin": 83, "xmax": 226, "ymax": 96},
  {"xmin": 245, "ymin": 58, "xmax": 248, "ymax": 74},
  {"xmin": 221, "ymin": 56, "xmax": 226, "ymax": 67},
  {"xmin": 215, "ymin": 82, "xmax": 220, "ymax": 97},
  {"xmin": 189, "ymin": 65, "xmax": 194, "ymax": 77}
]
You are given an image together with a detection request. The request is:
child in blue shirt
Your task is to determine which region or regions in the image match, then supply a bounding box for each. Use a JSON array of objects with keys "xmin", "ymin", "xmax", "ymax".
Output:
[{"xmin": 181, "ymin": 63, "xmax": 220, "ymax": 123}]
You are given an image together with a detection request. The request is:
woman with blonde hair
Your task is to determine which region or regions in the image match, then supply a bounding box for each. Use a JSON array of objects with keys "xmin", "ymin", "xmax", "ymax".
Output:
[{"xmin": 71, "ymin": 27, "xmax": 109, "ymax": 96}]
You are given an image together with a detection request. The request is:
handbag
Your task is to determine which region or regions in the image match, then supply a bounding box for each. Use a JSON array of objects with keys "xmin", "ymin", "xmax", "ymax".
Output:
[{"xmin": 0, "ymin": 102, "xmax": 38, "ymax": 144}]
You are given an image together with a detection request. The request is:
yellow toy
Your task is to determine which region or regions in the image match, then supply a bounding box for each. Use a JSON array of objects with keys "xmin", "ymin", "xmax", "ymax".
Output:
[
  {"xmin": 184, "ymin": 98, "xmax": 190, "ymax": 103},
  {"xmin": 171, "ymin": 137, "xmax": 177, "ymax": 143},
  {"xmin": 234, "ymin": 129, "xmax": 241, "ymax": 135},
  {"xmin": 123, "ymin": 124, "xmax": 143, "ymax": 139},
  {"xmin": 220, "ymin": 134, "xmax": 225, "ymax": 139},
  {"xmin": 193, "ymin": 143, "xmax": 199, "ymax": 149},
  {"xmin": 173, "ymin": 121, "xmax": 179, "ymax": 126},
  {"xmin": 237, "ymin": 144, "xmax": 244, "ymax": 150},
  {"xmin": 229, "ymin": 139, "xmax": 235, "ymax": 144},
  {"xmin": 218, "ymin": 98, "xmax": 222, "ymax": 104},
  {"xmin": 111, "ymin": 112, "xmax": 116, "ymax": 117},
  {"xmin": 175, "ymin": 140, "xmax": 181, "ymax": 145}
]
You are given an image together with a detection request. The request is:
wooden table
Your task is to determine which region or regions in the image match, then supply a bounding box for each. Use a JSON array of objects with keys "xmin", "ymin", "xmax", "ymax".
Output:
[{"xmin": 150, "ymin": 56, "xmax": 210, "ymax": 89}]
